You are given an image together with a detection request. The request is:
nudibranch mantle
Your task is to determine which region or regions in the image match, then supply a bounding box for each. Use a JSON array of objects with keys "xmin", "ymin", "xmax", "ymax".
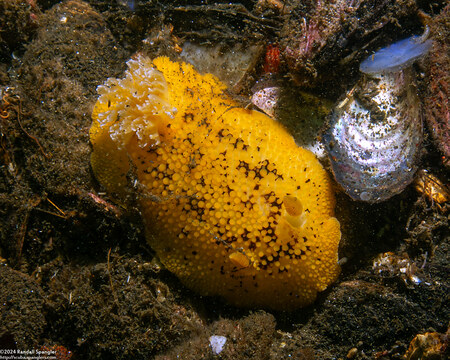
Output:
[{"xmin": 90, "ymin": 55, "xmax": 341, "ymax": 310}]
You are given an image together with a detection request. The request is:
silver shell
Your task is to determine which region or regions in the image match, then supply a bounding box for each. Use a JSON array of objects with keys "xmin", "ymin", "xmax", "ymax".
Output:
[{"xmin": 322, "ymin": 69, "xmax": 423, "ymax": 202}]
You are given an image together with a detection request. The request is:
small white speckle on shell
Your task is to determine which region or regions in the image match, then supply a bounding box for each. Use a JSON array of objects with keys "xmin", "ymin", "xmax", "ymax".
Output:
[{"xmin": 209, "ymin": 335, "xmax": 227, "ymax": 355}]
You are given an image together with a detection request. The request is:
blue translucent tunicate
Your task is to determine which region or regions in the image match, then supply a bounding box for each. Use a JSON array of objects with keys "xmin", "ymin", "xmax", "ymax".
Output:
[{"xmin": 360, "ymin": 35, "xmax": 433, "ymax": 75}]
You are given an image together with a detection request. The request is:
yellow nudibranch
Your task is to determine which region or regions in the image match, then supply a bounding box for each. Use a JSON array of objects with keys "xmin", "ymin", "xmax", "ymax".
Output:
[{"xmin": 90, "ymin": 55, "xmax": 341, "ymax": 310}]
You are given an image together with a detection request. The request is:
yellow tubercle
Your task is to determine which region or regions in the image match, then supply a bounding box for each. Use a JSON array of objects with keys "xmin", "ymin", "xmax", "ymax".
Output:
[
  {"xmin": 90, "ymin": 55, "xmax": 341, "ymax": 310},
  {"xmin": 283, "ymin": 195, "xmax": 303, "ymax": 217},
  {"xmin": 229, "ymin": 252, "xmax": 251, "ymax": 269}
]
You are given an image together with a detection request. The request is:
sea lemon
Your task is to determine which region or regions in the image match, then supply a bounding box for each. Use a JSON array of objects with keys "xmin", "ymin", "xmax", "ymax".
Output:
[{"xmin": 90, "ymin": 55, "xmax": 341, "ymax": 310}]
